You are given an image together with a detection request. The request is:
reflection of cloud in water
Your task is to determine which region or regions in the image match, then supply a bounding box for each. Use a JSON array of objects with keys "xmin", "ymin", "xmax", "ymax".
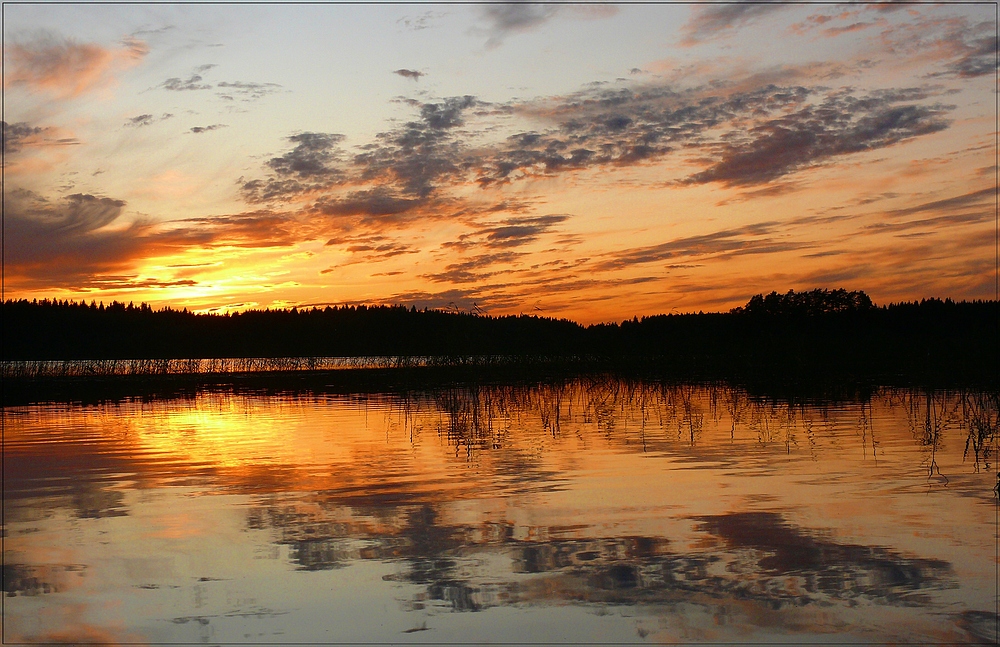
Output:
[
  {"xmin": 694, "ymin": 511, "xmax": 955, "ymax": 604},
  {"xmin": 6, "ymin": 380, "xmax": 995, "ymax": 642},
  {"xmin": 247, "ymin": 488, "xmax": 956, "ymax": 621},
  {"xmin": 2, "ymin": 562, "xmax": 86, "ymax": 596},
  {"xmin": 957, "ymin": 610, "xmax": 999, "ymax": 645}
]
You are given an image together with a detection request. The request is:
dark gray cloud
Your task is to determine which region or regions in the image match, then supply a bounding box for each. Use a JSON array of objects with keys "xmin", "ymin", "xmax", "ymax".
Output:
[
  {"xmin": 475, "ymin": 83, "xmax": 812, "ymax": 186},
  {"xmin": 239, "ymin": 81, "xmax": 956, "ymax": 236},
  {"xmin": 479, "ymin": 3, "xmax": 561, "ymax": 49},
  {"xmin": 242, "ymin": 132, "xmax": 347, "ymax": 203},
  {"xmin": 476, "ymin": 4, "xmax": 617, "ymax": 49},
  {"xmin": 684, "ymin": 94, "xmax": 951, "ymax": 188},
  {"xmin": 268, "ymin": 132, "xmax": 345, "ymax": 178},
  {"xmin": 393, "ymin": 69, "xmax": 425, "ymax": 80},
  {"xmin": 419, "ymin": 94, "xmax": 479, "ymax": 130},
  {"xmin": 942, "ymin": 34, "xmax": 997, "ymax": 78},
  {"xmin": 477, "ymin": 84, "xmax": 953, "ymax": 190},
  {"xmin": 2, "ymin": 121, "xmax": 45, "ymax": 153},
  {"xmin": 695, "ymin": 511, "xmax": 952, "ymax": 603},
  {"xmin": 314, "ymin": 187, "xmax": 423, "ymax": 222},
  {"xmin": 680, "ymin": 2, "xmax": 789, "ymax": 46},
  {"xmin": 349, "ymin": 95, "xmax": 480, "ymax": 199},
  {"xmin": 240, "ymin": 177, "xmax": 323, "ymax": 204},
  {"xmin": 161, "ymin": 65, "xmax": 214, "ymax": 91},
  {"xmin": 190, "ymin": 124, "xmax": 227, "ymax": 134}
]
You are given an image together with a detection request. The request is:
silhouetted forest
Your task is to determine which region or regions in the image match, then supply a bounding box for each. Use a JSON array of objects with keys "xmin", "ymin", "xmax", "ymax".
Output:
[{"xmin": 3, "ymin": 289, "xmax": 997, "ymax": 385}]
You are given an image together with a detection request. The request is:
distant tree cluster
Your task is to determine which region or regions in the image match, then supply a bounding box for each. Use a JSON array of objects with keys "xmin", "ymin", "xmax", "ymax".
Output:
[
  {"xmin": 3, "ymin": 290, "xmax": 996, "ymax": 385},
  {"xmin": 733, "ymin": 289, "xmax": 874, "ymax": 316}
]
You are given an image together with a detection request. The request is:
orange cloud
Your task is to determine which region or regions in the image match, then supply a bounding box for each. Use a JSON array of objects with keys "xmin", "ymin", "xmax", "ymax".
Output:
[{"xmin": 4, "ymin": 34, "xmax": 147, "ymax": 98}]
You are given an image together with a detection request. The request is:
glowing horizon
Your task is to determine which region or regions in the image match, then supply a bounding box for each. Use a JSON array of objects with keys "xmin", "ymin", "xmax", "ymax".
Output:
[{"xmin": 3, "ymin": 3, "xmax": 996, "ymax": 324}]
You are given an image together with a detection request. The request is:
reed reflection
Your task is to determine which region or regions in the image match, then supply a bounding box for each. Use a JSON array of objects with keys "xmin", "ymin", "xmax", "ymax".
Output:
[{"xmin": 4, "ymin": 378, "xmax": 996, "ymax": 643}]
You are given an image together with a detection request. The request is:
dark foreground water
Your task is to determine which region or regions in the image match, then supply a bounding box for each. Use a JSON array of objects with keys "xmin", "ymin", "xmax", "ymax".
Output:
[{"xmin": 4, "ymin": 378, "xmax": 997, "ymax": 644}]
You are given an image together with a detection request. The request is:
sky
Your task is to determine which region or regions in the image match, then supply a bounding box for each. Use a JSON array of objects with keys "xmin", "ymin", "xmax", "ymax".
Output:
[{"xmin": 2, "ymin": 2, "xmax": 997, "ymax": 323}]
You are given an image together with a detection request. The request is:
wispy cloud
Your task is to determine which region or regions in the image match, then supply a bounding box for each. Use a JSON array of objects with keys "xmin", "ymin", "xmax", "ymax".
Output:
[
  {"xmin": 445, "ymin": 214, "xmax": 570, "ymax": 251},
  {"xmin": 163, "ymin": 76, "xmax": 210, "ymax": 91},
  {"xmin": 124, "ymin": 113, "xmax": 172, "ymax": 127},
  {"xmin": 881, "ymin": 186, "xmax": 995, "ymax": 219},
  {"xmin": 422, "ymin": 251, "xmax": 523, "ymax": 284},
  {"xmin": 4, "ymin": 33, "xmax": 147, "ymax": 98},
  {"xmin": 160, "ymin": 63, "xmax": 216, "ymax": 91},
  {"xmin": 216, "ymin": 80, "xmax": 282, "ymax": 101},
  {"xmin": 4, "ymin": 190, "xmax": 207, "ymax": 288},
  {"xmin": 397, "ymin": 10, "xmax": 444, "ymax": 32},
  {"xmin": 175, "ymin": 210, "xmax": 310, "ymax": 248},
  {"xmin": 863, "ymin": 212, "xmax": 990, "ymax": 235},
  {"xmin": 592, "ymin": 222, "xmax": 799, "ymax": 272},
  {"xmin": 475, "ymin": 3, "xmax": 617, "ymax": 49},
  {"xmin": 680, "ymin": 2, "xmax": 789, "ymax": 47},
  {"xmin": 324, "ymin": 233, "xmax": 419, "ymax": 263}
]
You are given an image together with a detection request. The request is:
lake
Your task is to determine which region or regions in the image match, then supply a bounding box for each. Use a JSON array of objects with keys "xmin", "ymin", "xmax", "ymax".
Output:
[{"xmin": 4, "ymin": 376, "xmax": 997, "ymax": 644}]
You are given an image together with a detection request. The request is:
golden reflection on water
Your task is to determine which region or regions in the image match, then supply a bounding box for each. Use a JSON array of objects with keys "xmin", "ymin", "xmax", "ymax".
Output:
[{"xmin": 4, "ymin": 380, "xmax": 997, "ymax": 644}]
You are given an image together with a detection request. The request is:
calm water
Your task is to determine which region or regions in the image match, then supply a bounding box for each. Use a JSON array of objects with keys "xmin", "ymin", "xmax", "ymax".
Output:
[{"xmin": 4, "ymin": 379, "xmax": 997, "ymax": 644}]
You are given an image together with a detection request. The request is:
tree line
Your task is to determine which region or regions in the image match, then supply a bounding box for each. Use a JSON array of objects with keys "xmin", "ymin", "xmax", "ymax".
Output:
[{"xmin": 3, "ymin": 289, "xmax": 996, "ymax": 384}]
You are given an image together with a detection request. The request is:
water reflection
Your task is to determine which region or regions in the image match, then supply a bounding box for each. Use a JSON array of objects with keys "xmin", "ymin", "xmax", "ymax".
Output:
[{"xmin": 4, "ymin": 379, "xmax": 996, "ymax": 643}]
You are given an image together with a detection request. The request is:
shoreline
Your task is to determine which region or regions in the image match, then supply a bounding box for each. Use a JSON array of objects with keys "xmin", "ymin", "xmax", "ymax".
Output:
[{"xmin": 4, "ymin": 356, "xmax": 994, "ymax": 407}]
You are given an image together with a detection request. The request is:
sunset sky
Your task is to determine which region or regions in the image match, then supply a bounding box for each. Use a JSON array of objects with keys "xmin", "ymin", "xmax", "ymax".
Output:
[{"xmin": 3, "ymin": 2, "xmax": 996, "ymax": 323}]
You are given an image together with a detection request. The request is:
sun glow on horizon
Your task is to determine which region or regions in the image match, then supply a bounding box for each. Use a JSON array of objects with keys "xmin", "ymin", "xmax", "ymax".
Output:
[{"xmin": 3, "ymin": 3, "xmax": 995, "ymax": 323}]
